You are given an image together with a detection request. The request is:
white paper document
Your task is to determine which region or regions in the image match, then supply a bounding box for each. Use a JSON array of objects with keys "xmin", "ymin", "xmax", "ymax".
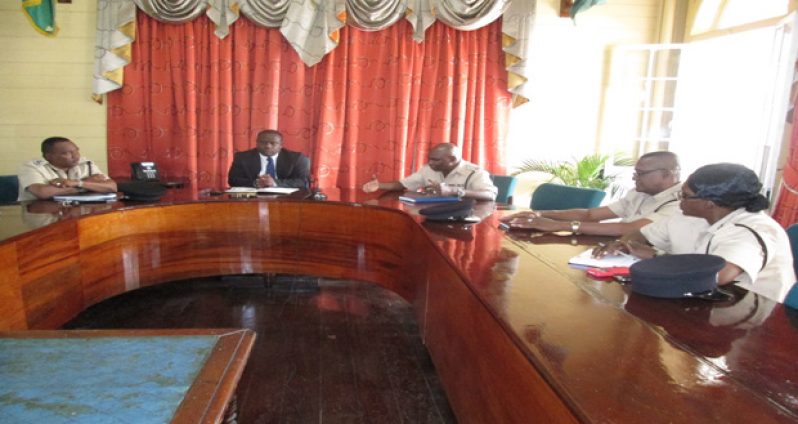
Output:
[
  {"xmin": 53, "ymin": 193, "xmax": 118, "ymax": 203},
  {"xmin": 568, "ymin": 248, "xmax": 639, "ymax": 268},
  {"xmin": 225, "ymin": 187, "xmax": 299, "ymax": 195}
]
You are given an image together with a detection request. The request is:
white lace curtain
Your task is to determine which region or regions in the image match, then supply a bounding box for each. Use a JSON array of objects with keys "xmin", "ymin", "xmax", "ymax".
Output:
[{"xmin": 93, "ymin": 0, "xmax": 535, "ymax": 106}]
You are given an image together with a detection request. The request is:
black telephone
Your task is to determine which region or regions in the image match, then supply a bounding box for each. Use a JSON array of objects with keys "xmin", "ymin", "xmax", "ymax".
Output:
[{"xmin": 131, "ymin": 162, "xmax": 160, "ymax": 181}]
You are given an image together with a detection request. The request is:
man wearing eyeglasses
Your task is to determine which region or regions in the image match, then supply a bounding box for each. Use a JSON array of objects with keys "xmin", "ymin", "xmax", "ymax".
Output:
[{"xmin": 501, "ymin": 151, "xmax": 681, "ymax": 236}]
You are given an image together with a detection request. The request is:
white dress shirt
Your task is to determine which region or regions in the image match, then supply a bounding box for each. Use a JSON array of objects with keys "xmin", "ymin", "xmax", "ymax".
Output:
[{"xmin": 259, "ymin": 152, "xmax": 280, "ymax": 176}]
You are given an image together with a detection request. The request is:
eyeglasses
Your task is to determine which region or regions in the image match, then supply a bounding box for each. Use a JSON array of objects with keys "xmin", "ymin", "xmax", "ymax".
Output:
[
  {"xmin": 675, "ymin": 191, "xmax": 700, "ymax": 201},
  {"xmin": 633, "ymin": 168, "xmax": 678, "ymax": 178}
]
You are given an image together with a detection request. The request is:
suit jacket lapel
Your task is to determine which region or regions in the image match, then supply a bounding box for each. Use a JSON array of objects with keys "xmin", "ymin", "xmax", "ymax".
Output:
[
  {"xmin": 244, "ymin": 150, "xmax": 262, "ymax": 178},
  {"xmin": 276, "ymin": 150, "xmax": 292, "ymax": 179}
]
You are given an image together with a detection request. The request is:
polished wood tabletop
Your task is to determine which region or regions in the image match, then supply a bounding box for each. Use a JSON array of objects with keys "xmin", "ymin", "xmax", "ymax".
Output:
[{"xmin": 0, "ymin": 189, "xmax": 796, "ymax": 423}]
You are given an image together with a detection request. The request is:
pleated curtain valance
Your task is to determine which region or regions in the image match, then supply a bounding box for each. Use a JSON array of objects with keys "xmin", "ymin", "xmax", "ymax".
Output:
[{"xmin": 93, "ymin": 0, "xmax": 535, "ymax": 107}]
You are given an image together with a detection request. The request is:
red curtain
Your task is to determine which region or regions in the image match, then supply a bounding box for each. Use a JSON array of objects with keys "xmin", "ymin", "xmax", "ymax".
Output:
[
  {"xmin": 107, "ymin": 11, "xmax": 511, "ymax": 190},
  {"xmin": 772, "ymin": 74, "xmax": 798, "ymax": 227}
]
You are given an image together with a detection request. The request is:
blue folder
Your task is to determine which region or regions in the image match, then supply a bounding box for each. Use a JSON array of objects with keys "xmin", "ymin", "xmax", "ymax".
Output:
[{"xmin": 399, "ymin": 193, "xmax": 461, "ymax": 203}]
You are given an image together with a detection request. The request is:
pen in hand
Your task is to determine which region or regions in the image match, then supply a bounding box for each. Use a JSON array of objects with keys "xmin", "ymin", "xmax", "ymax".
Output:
[{"xmin": 592, "ymin": 241, "xmax": 629, "ymax": 258}]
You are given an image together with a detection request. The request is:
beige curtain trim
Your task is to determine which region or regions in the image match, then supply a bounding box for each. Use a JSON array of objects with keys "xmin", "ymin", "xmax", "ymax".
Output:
[
  {"xmin": 93, "ymin": 0, "xmax": 137, "ymax": 100},
  {"xmin": 348, "ymin": 0, "xmax": 407, "ymax": 31},
  {"xmin": 507, "ymin": 70, "xmax": 527, "ymax": 90},
  {"xmin": 102, "ymin": 67, "xmax": 125, "ymax": 87},
  {"xmin": 501, "ymin": 0, "xmax": 535, "ymax": 107},
  {"xmin": 239, "ymin": 0, "xmax": 289, "ymax": 28},
  {"xmin": 110, "ymin": 44, "xmax": 132, "ymax": 63},
  {"xmin": 207, "ymin": 0, "xmax": 241, "ymax": 39},
  {"xmin": 133, "ymin": 0, "xmax": 207, "ymax": 23},
  {"xmin": 279, "ymin": 0, "xmax": 346, "ymax": 67},
  {"xmin": 405, "ymin": 0, "xmax": 436, "ymax": 42},
  {"xmin": 433, "ymin": 0, "xmax": 510, "ymax": 30},
  {"xmin": 505, "ymin": 52, "xmax": 521, "ymax": 67},
  {"xmin": 118, "ymin": 19, "xmax": 136, "ymax": 40}
]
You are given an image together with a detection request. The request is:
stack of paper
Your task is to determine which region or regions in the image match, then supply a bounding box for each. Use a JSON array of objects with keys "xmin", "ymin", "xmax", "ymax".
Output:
[
  {"xmin": 225, "ymin": 187, "xmax": 299, "ymax": 195},
  {"xmin": 53, "ymin": 193, "xmax": 118, "ymax": 203},
  {"xmin": 568, "ymin": 248, "xmax": 639, "ymax": 268}
]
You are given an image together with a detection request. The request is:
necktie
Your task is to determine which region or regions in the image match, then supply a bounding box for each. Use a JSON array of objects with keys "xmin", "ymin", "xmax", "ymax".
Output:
[{"xmin": 266, "ymin": 156, "xmax": 276, "ymax": 179}]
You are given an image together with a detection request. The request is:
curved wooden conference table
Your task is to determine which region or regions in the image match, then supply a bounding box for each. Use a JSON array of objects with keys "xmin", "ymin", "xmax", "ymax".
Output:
[{"xmin": 1, "ymin": 189, "xmax": 797, "ymax": 423}]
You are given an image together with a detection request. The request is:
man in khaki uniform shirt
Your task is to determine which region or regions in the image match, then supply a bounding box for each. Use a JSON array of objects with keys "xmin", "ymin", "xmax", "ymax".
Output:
[
  {"xmin": 501, "ymin": 151, "xmax": 681, "ymax": 236},
  {"xmin": 18, "ymin": 137, "xmax": 117, "ymax": 201},
  {"xmin": 361, "ymin": 143, "xmax": 498, "ymax": 201}
]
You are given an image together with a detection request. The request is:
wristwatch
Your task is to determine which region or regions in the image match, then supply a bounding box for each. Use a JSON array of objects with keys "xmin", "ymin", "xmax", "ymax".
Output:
[
  {"xmin": 456, "ymin": 187, "xmax": 466, "ymax": 198},
  {"xmin": 570, "ymin": 220, "xmax": 581, "ymax": 235}
]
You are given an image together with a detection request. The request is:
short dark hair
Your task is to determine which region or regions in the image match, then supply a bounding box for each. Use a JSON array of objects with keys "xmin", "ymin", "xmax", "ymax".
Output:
[
  {"xmin": 686, "ymin": 163, "xmax": 769, "ymax": 212},
  {"xmin": 256, "ymin": 129, "xmax": 283, "ymax": 141},
  {"xmin": 41, "ymin": 137, "xmax": 72, "ymax": 155},
  {"xmin": 639, "ymin": 151, "xmax": 679, "ymax": 170}
]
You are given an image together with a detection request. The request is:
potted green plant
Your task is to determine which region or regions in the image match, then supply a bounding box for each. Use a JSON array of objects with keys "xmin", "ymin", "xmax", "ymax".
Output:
[{"xmin": 512, "ymin": 153, "xmax": 634, "ymax": 195}]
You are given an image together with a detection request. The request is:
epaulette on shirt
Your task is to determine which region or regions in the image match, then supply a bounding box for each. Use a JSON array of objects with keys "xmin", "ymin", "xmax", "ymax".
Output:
[{"xmin": 461, "ymin": 162, "xmax": 480, "ymax": 172}]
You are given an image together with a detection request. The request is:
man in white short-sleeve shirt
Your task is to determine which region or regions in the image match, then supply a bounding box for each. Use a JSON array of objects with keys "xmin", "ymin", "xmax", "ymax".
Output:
[
  {"xmin": 502, "ymin": 152, "xmax": 681, "ymax": 236},
  {"xmin": 362, "ymin": 143, "xmax": 497, "ymax": 201}
]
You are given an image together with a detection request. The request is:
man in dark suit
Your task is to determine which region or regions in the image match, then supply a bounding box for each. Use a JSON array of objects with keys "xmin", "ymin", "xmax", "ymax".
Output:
[{"xmin": 227, "ymin": 129, "xmax": 310, "ymax": 188}]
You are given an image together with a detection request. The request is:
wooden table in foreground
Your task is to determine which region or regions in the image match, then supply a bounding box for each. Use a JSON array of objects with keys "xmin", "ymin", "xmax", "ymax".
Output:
[
  {"xmin": 0, "ymin": 329, "xmax": 255, "ymax": 424},
  {"xmin": 0, "ymin": 190, "xmax": 796, "ymax": 423}
]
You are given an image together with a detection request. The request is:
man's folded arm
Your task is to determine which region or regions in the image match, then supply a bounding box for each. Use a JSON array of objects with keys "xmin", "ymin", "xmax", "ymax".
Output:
[
  {"xmin": 82, "ymin": 177, "xmax": 117, "ymax": 193},
  {"xmin": 25, "ymin": 183, "xmax": 78, "ymax": 200}
]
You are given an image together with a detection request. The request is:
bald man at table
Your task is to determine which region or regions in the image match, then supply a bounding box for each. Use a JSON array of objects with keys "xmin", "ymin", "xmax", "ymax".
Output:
[
  {"xmin": 502, "ymin": 151, "xmax": 682, "ymax": 236},
  {"xmin": 362, "ymin": 143, "xmax": 498, "ymax": 201}
]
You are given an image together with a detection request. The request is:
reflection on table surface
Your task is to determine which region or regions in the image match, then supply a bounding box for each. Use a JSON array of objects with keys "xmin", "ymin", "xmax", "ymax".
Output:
[{"xmin": 1, "ymin": 187, "xmax": 797, "ymax": 422}]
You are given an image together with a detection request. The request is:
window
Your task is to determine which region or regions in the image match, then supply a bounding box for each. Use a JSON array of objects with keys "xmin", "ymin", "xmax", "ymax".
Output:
[
  {"xmin": 669, "ymin": 24, "xmax": 793, "ymax": 194},
  {"xmin": 600, "ymin": 19, "xmax": 795, "ymax": 197},
  {"xmin": 600, "ymin": 45, "xmax": 682, "ymax": 159}
]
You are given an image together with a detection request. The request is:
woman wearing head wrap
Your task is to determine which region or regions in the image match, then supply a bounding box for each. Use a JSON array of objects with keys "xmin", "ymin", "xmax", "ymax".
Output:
[{"xmin": 596, "ymin": 163, "xmax": 795, "ymax": 303}]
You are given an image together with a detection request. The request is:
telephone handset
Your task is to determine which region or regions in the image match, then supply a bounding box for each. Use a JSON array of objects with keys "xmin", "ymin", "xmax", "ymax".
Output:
[{"xmin": 131, "ymin": 162, "xmax": 160, "ymax": 181}]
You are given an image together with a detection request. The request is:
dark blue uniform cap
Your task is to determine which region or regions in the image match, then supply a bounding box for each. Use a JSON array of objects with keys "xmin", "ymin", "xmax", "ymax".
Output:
[
  {"xmin": 419, "ymin": 198, "xmax": 476, "ymax": 221},
  {"xmin": 630, "ymin": 254, "xmax": 726, "ymax": 298},
  {"xmin": 118, "ymin": 181, "xmax": 166, "ymax": 202}
]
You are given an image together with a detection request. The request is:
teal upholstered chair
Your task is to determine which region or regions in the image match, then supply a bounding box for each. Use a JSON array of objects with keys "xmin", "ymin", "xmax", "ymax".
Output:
[
  {"xmin": 786, "ymin": 283, "xmax": 798, "ymax": 310},
  {"xmin": 787, "ymin": 224, "xmax": 798, "ymax": 277},
  {"xmin": 0, "ymin": 175, "xmax": 19, "ymax": 203},
  {"xmin": 490, "ymin": 174, "xmax": 518, "ymax": 204},
  {"xmin": 530, "ymin": 182, "xmax": 606, "ymax": 210}
]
